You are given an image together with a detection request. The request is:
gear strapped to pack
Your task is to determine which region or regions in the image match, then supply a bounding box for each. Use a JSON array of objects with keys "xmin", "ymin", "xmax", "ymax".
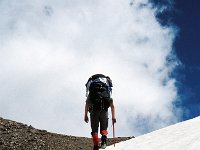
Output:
[{"xmin": 85, "ymin": 74, "xmax": 113, "ymax": 111}]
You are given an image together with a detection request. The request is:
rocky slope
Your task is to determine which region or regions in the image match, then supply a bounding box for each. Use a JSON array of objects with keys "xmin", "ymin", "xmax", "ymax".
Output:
[{"xmin": 0, "ymin": 117, "xmax": 133, "ymax": 150}]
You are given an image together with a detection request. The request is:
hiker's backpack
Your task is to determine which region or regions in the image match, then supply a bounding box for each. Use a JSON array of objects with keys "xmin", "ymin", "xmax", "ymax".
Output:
[{"xmin": 85, "ymin": 74, "xmax": 113, "ymax": 111}]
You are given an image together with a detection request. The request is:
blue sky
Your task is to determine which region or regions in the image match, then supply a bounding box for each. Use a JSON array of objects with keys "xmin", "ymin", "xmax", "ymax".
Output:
[
  {"xmin": 152, "ymin": 0, "xmax": 200, "ymax": 121},
  {"xmin": 0, "ymin": 0, "xmax": 199, "ymax": 137},
  {"xmin": 173, "ymin": 0, "xmax": 200, "ymax": 121}
]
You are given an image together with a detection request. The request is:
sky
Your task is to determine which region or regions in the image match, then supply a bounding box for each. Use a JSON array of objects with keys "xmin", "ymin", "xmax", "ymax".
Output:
[
  {"xmin": 106, "ymin": 116, "xmax": 200, "ymax": 150},
  {"xmin": 152, "ymin": 0, "xmax": 200, "ymax": 121},
  {"xmin": 0, "ymin": 0, "xmax": 199, "ymax": 137},
  {"xmin": 171, "ymin": 0, "xmax": 200, "ymax": 121}
]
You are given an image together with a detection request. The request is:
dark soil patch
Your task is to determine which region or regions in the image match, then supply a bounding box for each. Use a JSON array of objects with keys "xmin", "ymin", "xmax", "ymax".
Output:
[{"xmin": 0, "ymin": 117, "xmax": 134, "ymax": 150}]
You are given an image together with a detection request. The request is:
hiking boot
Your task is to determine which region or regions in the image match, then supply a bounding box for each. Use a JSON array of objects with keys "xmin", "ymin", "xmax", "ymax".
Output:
[
  {"xmin": 101, "ymin": 135, "xmax": 107, "ymax": 149},
  {"xmin": 93, "ymin": 145, "xmax": 99, "ymax": 150}
]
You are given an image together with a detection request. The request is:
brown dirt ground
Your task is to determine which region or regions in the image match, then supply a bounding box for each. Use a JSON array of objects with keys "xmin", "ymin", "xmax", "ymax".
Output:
[{"xmin": 0, "ymin": 117, "xmax": 134, "ymax": 150}]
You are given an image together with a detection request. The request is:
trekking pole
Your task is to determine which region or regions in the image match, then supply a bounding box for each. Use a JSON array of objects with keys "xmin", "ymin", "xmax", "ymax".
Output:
[{"xmin": 112, "ymin": 122, "xmax": 115, "ymax": 147}]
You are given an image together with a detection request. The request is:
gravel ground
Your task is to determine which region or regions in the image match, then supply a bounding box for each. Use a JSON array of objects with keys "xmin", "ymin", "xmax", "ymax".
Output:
[{"xmin": 0, "ymin": 117, "xmax": 134, "ymax": 150}]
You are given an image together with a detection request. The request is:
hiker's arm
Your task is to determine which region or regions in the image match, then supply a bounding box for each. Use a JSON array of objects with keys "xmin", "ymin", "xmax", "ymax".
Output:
[
  {"xmin": 110, "ymin": 102, "xmax": 116, "ymax": 124},
  {"xmin": 84, "ymin": 103, "xmax": 89, "ymax": 123}
]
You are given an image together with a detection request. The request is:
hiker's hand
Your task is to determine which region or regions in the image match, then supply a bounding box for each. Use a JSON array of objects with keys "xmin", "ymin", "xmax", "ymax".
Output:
[
  {"xmin": 84, "ymin": 115, "xmax": 89, "ymax": 123},
  {"xmin": 112, "ymin": 118, "xmax": 116, "ymax": 124}
]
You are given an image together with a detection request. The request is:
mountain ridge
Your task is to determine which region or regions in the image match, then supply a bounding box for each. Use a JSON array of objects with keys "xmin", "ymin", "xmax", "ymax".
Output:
[{"xmin": 0, "ymin": 117, "xmax": 133, "ymax": 150}]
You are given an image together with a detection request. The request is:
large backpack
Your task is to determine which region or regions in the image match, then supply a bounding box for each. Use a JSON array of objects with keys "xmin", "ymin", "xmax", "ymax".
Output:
[{"xmin": 85, "ymin": 74, "xmax": 113, "ymax": 111}]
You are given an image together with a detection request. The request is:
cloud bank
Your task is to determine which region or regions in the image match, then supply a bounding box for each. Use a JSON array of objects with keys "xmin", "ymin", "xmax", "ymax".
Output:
[{"xmin": 0, "ymin": 0, "xmax": 180, "ymax": 137}]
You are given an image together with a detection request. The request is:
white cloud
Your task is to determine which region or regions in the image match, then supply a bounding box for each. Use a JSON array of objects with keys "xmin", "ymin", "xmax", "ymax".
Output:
[{"xmin": 0, "ymin": 0, "xmax": 180, "ymax": 137}]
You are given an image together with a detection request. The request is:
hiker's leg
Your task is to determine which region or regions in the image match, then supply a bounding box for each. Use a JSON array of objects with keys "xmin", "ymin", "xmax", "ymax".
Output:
[
  {"xmin": 99, "ymin": 110, "xmax": 108, "ymax": 135},
  {"xmin": 99, "ymin": 110, "xmax": 108, "ymax": 147},
  {"xmin": 92, "ymin": 133, "xmax": 99, "ymax": 147},
  {"xmin": 90, "ymin": 111, "xmax": 100, "ymax": 146}
]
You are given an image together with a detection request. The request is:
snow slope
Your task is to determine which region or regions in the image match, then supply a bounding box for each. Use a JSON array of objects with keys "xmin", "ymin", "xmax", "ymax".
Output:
[{"xmin": 106, "ymin": 116, "xmax": 200, "ymax": 150}]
